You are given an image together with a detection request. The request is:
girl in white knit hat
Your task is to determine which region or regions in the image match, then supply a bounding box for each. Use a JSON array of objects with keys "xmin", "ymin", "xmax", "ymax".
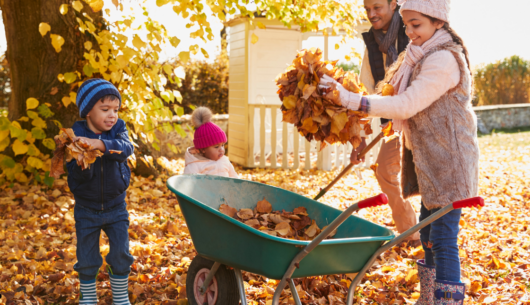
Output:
[{"xmin": 321, "ymin": 0, "xmax": 477, "ymax": 304}]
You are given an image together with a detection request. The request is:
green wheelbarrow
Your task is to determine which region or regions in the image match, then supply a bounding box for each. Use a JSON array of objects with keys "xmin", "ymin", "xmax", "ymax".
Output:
[{"xmin": 166, "ymin": 175, "xmax": 484, "ymax": 305}]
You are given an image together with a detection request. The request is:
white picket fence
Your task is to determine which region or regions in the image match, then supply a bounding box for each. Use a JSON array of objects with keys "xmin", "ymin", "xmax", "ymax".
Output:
[{"xmin": 247, "ymin": 104, "xmax": 382, "ymax": 171}]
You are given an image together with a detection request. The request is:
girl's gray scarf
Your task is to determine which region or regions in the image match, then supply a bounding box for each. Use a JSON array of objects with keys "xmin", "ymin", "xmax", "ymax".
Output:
[{"xmin": 373, "ymin": 10, "xmax": 401, "ymax": 67}]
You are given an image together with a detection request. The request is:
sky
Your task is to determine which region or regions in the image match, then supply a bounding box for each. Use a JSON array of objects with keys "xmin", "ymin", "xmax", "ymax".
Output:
[{"xmin": 1, "ymin": 0, "xmax": 530, "ymax": 68}]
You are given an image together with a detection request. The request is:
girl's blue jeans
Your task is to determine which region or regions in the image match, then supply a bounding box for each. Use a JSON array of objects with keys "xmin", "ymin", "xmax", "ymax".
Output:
[
  {"xmin": 73, "ymin": 202, "xmax": 134, "ymax": 281},
  {"xmin": 419, "ymin": 202, "xmax": 462, "ymax": 282}
]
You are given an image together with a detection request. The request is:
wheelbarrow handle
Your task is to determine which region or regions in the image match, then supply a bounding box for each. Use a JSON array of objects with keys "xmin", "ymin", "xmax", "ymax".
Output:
[
  {"xmin": 272, "ymin": 194, "xmax": 388, "ymax": 305},
  {"xmin": 345, "ymin": 196, "xmax": 484, "ymax": 305},
  {"xmin": 313, "ymin": 132, "xmax": 385, "ymax": 201}
]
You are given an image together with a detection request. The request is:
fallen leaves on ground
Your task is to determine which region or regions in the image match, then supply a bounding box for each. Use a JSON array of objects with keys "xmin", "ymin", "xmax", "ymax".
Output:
[
  {"xmin": 220, "ymin": 198, "xmax": 335, "ymax": 240},
  {"xmin": 1, "ymin": 132, "xmax": 529, "ymax": 304},
  {"xmin": 276, "ymin": 48, "xmax": 372, "ymax": 151},
  {"xmin": 50, "ymin": 129, "xmax": 103, "ymax": 178}
]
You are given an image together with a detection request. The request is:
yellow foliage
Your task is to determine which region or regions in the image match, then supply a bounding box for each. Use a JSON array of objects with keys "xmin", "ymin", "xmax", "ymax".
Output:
[
  {"xmin": 12, "ymin": 140, "xmax": 29, "ymax": 156},
  {"xmin": 26, "ymin": 98, "xmax": 39, "ymax": 110},
  {"xmin": 251, "ymin": 33, "xmax": 259, "ymax": 44},
  {"xmin": 72, "ymin": 1, "xmax": 83, "ymax": 12},
  {"xmin": 38, "ymin": 22, "xmax": 51, "ymax": 36},
  {"xmin": 50, "ymin": 34, "xmax": 65, "ymax": 52},
  {"xmin": 59, "ymin": 4, "xmax": 68, "ymax": 14}
]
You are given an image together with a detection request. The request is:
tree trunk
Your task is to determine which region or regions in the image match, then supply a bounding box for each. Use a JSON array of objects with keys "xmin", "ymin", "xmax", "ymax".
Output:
[{"xmin": 0, "ymin": 0, "xmax": 102, "ymax": 137}]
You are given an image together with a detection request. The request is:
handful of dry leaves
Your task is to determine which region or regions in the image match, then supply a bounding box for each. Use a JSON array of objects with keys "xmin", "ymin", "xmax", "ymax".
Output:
[
  {"xmin": 50, "ymin": 128, "xmax": 104, "ymax": 178},
  {"xmin": 276, "ymin": 47, "xmax": 373, "ymax": 151},
  {"xmin": 219, "ymin": 198, "xmax": 336, "ymax": 240}
]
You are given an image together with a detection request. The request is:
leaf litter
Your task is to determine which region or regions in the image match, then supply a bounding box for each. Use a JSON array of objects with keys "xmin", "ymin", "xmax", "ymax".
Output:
[
  {"xmin": 0, "ymin": 132, "xmax": 529, "ymax": 304},
  {"xmin": 220, "ymin": 198, "xmax": 334, "ymax": 240}
]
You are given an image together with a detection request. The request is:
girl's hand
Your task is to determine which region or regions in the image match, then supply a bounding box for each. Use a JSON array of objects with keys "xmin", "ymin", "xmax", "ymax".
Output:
[
  {"xmin": 319, "ymin": 75, "xmax": 363, "ymax": 110},
  {"xmin": 77, "ymin": 137, "xmax": 106, "ymax": 152},
  {"xmin": 350, "ymin": 137, "xmax": 367, "ymax": 165}
]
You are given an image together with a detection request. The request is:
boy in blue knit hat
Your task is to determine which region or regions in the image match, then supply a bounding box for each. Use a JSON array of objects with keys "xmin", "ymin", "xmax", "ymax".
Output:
[{"xmin": 69, "ymin": 78, "xmax": 134, "ymax": 305}]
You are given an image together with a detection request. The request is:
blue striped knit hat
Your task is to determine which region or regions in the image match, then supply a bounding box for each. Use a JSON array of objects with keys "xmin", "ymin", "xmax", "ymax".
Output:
[{"xmin": 76, "ymin": 78, "xmax": 122, "ymax": 118}]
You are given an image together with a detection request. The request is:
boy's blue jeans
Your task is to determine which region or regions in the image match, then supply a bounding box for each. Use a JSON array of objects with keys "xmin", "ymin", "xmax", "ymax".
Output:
[
  {"xmin": 73, "ymin": 201, "xmax": 134, "ymax": 281},
  {"xmin": 419, "ymin": 202, "xmax": 462, "ymax": 282}
]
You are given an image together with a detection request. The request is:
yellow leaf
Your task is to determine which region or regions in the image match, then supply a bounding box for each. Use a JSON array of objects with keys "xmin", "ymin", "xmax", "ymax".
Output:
[
  {"xmin": 335, "ymin": 43, "xmax": 340, "ymax": 50},
  {"xmin": 251, "ymin": 33, "xmax": 259, "ymax": 44},
  {"xmin": 59, "ymin": 4, "xmax": 68, "ymax": 14},
  {"xmin": 38, "ymin": 23, "xmax": 51, "ymax": 36},
  {"xmin": 15, "ymin": 173, "xmax": 28, "ymax": 183},
  {"xmin": 50, "ymin": 34, "xmax": 65, "ymax": 52},
  {"xmin": 27, "ymin": 157, "xmax": 44, "ymax": 169},
  {"xmin": 283, "ymin": 96, "xmax": 297, "ymax": 110},
  {"xmin": 26, "ymin": 98, "xmax": 39, "ymax": 110},
  {"xmin": 170, "ymin": 36, "xmax": 181, "ymax": 48},
  {"xmin": 0, "ymin": 129, "xmax": 9, "ymax": 142},
  {"xmin": 381, "ymin": 266, "xmax": 395, "ymax": 272},
  {"xmin": 62, "ymin": 96, "xmax": 72, "ymax": 108},
  {"xmin": 72, "ymin": 1, "xmax": 84, "ymax": 12},
  {"xmin": 57, "ymin": 74, "xmax": 64, "ymax": 82},
  {"xmin": 256, "ymin": 22, "xmax": 266, "ymax": 29},
  {"xmin": 178, "ymin": 51, "xmax": 190, "ymax": 64},
  {"xmin": 0, "ymin": 135, "xmax": 9, "ymax": 152},
  {"xmin": 84, "ymin": 41, "xmax": 93, "ymax": 51},
  {"xmin": 85, "ymin": 0, "xmax": 104, "ymax": 12},
  {"xmin": 201, "ymin": 48, "xmax": 209, "ymax": 59},
  {"xmin": 64, "ymin": 72, "xmax": 77, "ymax": 84},
  {"xmin": 32, "ymin": 118, "xmax": 47, "ymax": 129},
  {"xmin": 13, "ymin": 140, "xmax": 29, "ymax": 156},
  {"xmin": 132, "ymin": 35, "xmax": 147, "ymax": 49}
]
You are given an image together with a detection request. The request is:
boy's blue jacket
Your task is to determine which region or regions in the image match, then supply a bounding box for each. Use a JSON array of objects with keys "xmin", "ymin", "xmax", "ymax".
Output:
[{"xmin": 67, "ymin": 119, "xmax": 134, "ymax": 211}]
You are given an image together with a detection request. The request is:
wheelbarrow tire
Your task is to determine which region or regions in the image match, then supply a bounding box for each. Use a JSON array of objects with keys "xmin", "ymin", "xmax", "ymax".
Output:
[{"xmin": 186, "ymin": 255, "xmax": 240, "ymax": 305}]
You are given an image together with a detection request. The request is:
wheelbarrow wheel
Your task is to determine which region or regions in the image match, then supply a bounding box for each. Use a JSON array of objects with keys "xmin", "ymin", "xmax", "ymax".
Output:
[{"xmin": 186, "ymin": 255, "xmax": 240, "ymax": 305}]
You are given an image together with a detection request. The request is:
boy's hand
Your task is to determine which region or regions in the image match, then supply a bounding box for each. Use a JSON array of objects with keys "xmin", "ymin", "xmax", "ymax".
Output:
[{"xmin": 77, "ymin": 137, "xmax": 106, "ymax": 152}]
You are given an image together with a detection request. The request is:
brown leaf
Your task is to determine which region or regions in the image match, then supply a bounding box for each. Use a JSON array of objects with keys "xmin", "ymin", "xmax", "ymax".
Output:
[
  {"xmin": 293, "ymin": 206, "xmax": 308, "ymax": 215},
  {"xmin": 219, "ymin": 204, "xmax": 237, "ymax": 217},
  {"xmin": 275, "ymin": 222, "xmax": 292, "ymax": 237},
  {"xmin": 50, "ymin": 87, "xmax": 59, "ymax": 95},
  {"xmin": 256, "ymin": 198, "xmax": 272, "ymax": 213},
  {"xmin": 237, "ymin": 208, "xmax": 254, "ymax": 220},
  {"xmin": 48, "ymin": 273, "xmax": 65, "ymax": 283},
  {"xmin": 244, "ymin": 219, "xmax": 261, "ymax": 229},
  {"xmin": 305, "ymin": 220, "xmax": 320, "ymax": 238}
]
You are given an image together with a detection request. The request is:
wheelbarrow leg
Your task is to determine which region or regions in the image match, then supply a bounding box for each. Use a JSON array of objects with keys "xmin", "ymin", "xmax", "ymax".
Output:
[
  {"xmin": 199, "ymin": 261, "xmax": 221, "ymax": 296},
  {"xmin": 233, "ymin": 268, "xmax": 248, "ymax": 305},
  {"xmin": 345, "ymin": 197, "xmax": 484, "ymax": 305},
  {"xmin": 288, "ymin": 279, "xmax": 302, "ymax": 305}
]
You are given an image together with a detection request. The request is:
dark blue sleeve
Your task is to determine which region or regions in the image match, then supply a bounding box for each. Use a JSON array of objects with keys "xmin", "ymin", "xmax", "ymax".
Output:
[
  {"xmin": 66, "ymin": 159, "xmax": 95, "ymax": 180},
  {"xmin": 101, "ymin": 120, "xmax": 134, "ymax": 163}
]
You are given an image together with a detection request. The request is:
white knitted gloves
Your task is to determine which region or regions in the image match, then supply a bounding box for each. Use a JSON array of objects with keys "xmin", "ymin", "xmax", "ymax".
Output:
[{"xmin": 319, "ymin": 75, "xmax": 363, "ymax": 110}]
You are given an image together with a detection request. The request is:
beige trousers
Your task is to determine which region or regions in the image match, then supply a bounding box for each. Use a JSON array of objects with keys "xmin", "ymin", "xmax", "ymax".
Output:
[{"xmin": 375, "ymin": 137, "xmax": 420, "ymax": 241}]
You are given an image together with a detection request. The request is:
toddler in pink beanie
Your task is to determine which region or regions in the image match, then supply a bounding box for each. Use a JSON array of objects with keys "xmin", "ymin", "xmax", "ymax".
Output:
[{"xmin": 183, "ymin": 107, "xmax": 239, "ymax": 178}]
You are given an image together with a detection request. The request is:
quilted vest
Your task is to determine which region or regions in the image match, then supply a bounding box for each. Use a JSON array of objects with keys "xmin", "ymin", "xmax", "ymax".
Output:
[{"xmin": 399, "ymin": 42, "xmax": 480, "ymax": 210}]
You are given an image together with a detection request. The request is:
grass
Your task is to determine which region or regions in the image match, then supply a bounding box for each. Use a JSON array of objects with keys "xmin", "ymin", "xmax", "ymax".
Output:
[{"xmin": 478, "ymin": 127, "xmax": 530, "ymax": 148}]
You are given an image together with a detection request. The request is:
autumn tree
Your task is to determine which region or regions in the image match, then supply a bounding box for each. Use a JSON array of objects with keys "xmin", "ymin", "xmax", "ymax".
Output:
[{"xmin": 0, "ymin": 0, "xmax": 366, "ymax": 184}]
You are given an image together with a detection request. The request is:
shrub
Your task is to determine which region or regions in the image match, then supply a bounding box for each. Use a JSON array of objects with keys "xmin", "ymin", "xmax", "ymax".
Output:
[
  {"xmin": 336, "ymin": 61, "xmax": 360, "ymax": 74},
  {"xmin": 165, "ymin": 51, "xmax": 229, "ymax": 114},
  {"xmin": 474, "ymin": 55, "xmax": 530, "ymax": 106}
]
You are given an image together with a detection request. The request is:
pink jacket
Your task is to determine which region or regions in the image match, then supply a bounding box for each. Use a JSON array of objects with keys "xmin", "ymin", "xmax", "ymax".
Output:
[{"xmin": 183, "ymin": 148, "xmax": 239, "ymax": 178}]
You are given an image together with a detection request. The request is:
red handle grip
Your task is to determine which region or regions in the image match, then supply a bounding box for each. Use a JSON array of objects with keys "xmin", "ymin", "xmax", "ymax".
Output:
[
  {"xmin": 358, "ymin": 193, "xmax": 389, "ymax": 209},
  {"xmin": 452, "ymin": 197, "xmax": 484, "ymax": 209}
]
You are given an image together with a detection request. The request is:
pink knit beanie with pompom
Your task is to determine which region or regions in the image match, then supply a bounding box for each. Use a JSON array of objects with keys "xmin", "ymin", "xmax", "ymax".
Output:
[
  {"xmin": 191, "ymin": 107, "xmax": 227, "ymax": 149},
  {"xmin": 398, "ymin": 0, "xmax": 451, "ymax": 23}
]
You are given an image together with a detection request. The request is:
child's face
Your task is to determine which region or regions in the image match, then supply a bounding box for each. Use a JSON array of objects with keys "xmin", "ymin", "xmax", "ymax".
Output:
[
  {"xmin": 200, "ymin": 142, "xmax": 226, "ymax": 161},
  {"xmin": 86, "ymin": 97, "xmax": 120, "ymax": 134},
  {"xmin": 402, "ymin": 10, "xmax": 445, "ymax": 46}
]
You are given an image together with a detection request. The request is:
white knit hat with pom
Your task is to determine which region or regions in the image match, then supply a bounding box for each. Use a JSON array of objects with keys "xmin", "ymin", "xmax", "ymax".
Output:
[{"xmin": 398, "ymin": 0, "xmax": 451, "ymax": 23}]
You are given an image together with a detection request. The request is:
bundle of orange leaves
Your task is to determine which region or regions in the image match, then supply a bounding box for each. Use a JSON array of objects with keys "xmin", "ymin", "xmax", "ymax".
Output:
[
  {"xmin": 50, "ymin": 128, "xmax": 103, "ymax": 178},
  {"xmin": 219, "ymin": 198, "xmax": 336, "ymax": 240},
  {"xmin": 276, "ymin": 47, "xmax": 373, "ymax": 151}
]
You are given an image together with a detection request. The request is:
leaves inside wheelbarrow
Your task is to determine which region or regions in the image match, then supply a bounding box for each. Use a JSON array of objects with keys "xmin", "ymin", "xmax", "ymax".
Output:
[{"xmin": 220, "ymin": 198, "xmax": 336, "ymax": 240}]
